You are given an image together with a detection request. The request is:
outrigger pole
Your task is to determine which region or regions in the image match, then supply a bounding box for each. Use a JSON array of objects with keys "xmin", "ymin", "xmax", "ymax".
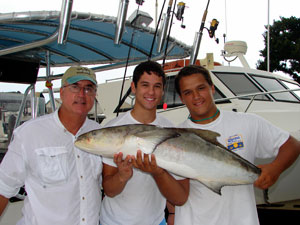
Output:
[{"xmin": 189, "ymin": 0, "xmax": 211, "ymax": 65}]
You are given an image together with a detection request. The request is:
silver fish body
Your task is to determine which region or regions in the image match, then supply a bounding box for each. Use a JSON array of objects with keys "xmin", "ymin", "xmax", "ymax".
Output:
[{"xmin": 75, "ymin": 124, "xmax": 261, "ymax": 194}]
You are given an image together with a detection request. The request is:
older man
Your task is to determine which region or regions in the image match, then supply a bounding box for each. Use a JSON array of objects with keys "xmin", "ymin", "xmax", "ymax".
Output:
[{"xmin": 0, "ymin": 66, "xmax": 102, "ymax": 225}]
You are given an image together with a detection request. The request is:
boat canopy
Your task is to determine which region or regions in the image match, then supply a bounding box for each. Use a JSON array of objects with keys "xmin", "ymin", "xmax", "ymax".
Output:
[{"xmin": 0, "ymin": 11, "xmax": 191, "ymax": 72}]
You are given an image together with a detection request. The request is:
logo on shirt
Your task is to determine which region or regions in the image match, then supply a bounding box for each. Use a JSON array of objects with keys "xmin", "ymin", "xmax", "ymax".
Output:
[{"xmin": 226, "ymin": 134, "xmax": 244, "ymax": 151}]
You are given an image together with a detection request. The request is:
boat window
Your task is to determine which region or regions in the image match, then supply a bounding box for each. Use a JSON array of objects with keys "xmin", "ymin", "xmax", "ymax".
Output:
[
  {"xmin": 281, "ymin": 80, "xmax": 300, "ymax": 99},
  {"xmin": 251, "ymin": 75, "xmax": 300, "ymax": 102},
  {"xmin": 160, "ymin": 76, "xmax": 182, "ymax": 108},
  {"xmin": 214, "ymin": 72, "xmax": 270, "ymax": 101}
]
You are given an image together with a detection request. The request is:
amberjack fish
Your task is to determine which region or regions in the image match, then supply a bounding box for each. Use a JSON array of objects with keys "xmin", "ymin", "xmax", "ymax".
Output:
[{"xmin": 75, "ymin": 124, "xmax": 261, "ymax": 195}]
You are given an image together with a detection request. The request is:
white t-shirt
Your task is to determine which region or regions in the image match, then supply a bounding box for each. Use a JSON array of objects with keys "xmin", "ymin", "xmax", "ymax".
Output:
[
  {"xmin": 100, "ymin": 110, "xmax": 173, "ymax": 225},
  {"xmin": 174, "ymin": 110, "xmax": 289, "ymax": 225},
  {"xmin": 0, "ymin": 110, "xmax": 102, "ymax": 225}
]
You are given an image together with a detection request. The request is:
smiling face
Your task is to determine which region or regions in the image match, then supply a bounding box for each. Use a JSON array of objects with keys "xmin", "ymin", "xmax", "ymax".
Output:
[
  {"xmin": 179, "ymin": 73, "xmax": 217, "ymax": 122},
  {"xmin": 59, "ymin": 80, "xmax": 96, "ymax": 118},
  {"xmin": 131, "ymin": 72, "xmax": 164, "ymax": 113}
]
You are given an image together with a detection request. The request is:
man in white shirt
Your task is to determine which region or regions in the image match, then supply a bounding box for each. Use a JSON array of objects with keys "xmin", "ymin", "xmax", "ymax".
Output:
[
  {"xmin": 100, "ymin": 61, "xmax": 189, "ymax": 225},
  {"xmin": 173, "ymin": 65, "xmax": 300, "ymax": 225},
  {"xmin": 0, "ymin": 66, "xmax": 103, "ymax": 225}
]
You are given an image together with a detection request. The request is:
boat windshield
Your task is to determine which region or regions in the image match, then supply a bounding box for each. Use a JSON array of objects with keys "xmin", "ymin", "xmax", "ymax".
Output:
[{"xmin": 214, "ymin": 71, "xmax": 300, "ymax": 103}]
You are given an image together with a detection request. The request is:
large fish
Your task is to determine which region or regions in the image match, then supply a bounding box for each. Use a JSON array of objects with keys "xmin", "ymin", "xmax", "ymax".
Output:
[{"xmin": 75, "ymin": 124, "xmax": 261, "ymax": 195}]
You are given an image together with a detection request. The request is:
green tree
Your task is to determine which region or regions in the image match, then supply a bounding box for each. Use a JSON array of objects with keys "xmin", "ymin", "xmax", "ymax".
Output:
[{"xmin": 257, "ymin": 16, "xmax": 300, "ymax": 83}]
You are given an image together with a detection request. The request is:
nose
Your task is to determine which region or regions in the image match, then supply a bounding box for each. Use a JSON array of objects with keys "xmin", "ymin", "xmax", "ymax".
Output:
[
  {"xmin": 78, "ymin": 87, "xmax": 86, "ymax": 96},
  {"xmin": 192, "ymin": 90, "xmax": 201, "ymax": 99},
  {"xmin": 148, "ymin": 85, "xmax": 155, "ymax": 95}
]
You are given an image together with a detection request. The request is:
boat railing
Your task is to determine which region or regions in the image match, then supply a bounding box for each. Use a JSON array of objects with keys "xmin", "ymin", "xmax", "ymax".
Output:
[
  {"xmin": 14, "ymin": 84, "xmax": 34, "ymax": 130},
  {"xmin": 215, "ymin": 88, "xmax": 300, "ymax": 112},
  {"xmin": 160, "ymin": 88, "xmax": 300, "ymax": 113}
]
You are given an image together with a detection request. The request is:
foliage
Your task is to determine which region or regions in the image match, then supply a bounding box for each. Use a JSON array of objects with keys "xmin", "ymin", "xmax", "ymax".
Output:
[{"xmin": 257, "ymin": 16, "xmax": 300, "ymax": 83}]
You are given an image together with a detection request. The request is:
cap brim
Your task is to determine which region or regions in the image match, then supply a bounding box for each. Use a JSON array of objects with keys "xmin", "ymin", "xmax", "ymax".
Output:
[{"xmin": 66, "ymin": 75, "xmax": 97, "ymax": 85}]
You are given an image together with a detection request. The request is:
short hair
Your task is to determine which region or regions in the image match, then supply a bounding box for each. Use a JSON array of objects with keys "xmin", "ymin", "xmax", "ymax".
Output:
[
  {"xmin": 132, "ymin": 61, "xmax": 166, "ymax": 87},
  {"xmin": 175, "ymin": 65, "xmax": 213, "ymax": 95}
]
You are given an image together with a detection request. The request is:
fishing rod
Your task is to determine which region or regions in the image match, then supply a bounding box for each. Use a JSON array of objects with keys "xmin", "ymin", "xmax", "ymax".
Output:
[
  {"xmin": 115, "ymin": 0, "xmax": 167, "ymax": 117},
  {"xmin": 148, "ymin": 0, "xmax": 167, "ymax": 59},
  {"xmin": 189, "ymin": 0, "xmax": 211, "ymax": 65},
  {"xmin": 116, "ymin": 1, "xmax": 144, "ymax": 117},
  {"xmin": 161, "ymin": 0, "xmax": 178, "ymax": 110}
]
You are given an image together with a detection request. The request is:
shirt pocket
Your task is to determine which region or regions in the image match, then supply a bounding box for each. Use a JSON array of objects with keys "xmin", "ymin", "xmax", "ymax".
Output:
[{"xmin": 35, "ymin": 147, "xmax": 68, "ymax": 185}]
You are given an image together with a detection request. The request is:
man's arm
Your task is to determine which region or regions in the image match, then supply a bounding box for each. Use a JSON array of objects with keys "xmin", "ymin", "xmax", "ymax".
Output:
[
  {"xmin": 255, "ymin": 136, "xmax": 300, "ymax": 190},
  {"xmin": 133, "ymin": 150, "xmax": 189, "ymax": 206},
  {"xmin": 102, "ymin": 153, "xmax": 133, "ymax": 197},
  {"xmin": 166, "ymin": 178, "xmax": 189, "ymax": 225},
  {"xmin": 0, "ymin": 195, "xmax": 9, "ymax": 216}
]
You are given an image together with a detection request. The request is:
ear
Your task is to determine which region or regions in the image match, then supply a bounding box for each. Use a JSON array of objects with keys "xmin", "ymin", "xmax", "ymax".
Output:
[
  {"xmin": 59, "ymin": 87, "xmax": 63, "ymax": 98},
  {"xmin": 179, "ymin": 94, "xmax": 185, "ymax": 104},
  {"xmin": 131, "ymin": 82, "xmax": 136, "ymax": 95},
  {"xmin": 211, "ymin": 84, "xmax": 215, "ymax": 95}
]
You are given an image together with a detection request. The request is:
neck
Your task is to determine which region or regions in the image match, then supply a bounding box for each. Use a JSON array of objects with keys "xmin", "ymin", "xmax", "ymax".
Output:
[
  {"xmin": 189, "ymin": 108, "xmax": 220, "ymax": 124},
  {"xmin": 131, "ymin": 107, "xmax": 156, "ymax": 124},
  {"xmin": 58, "ymin": 108, "xmax": 85, "ymax": 135}
]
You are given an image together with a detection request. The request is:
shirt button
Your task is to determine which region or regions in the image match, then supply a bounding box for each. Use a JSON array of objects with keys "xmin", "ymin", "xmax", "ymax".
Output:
[
  {"xmin": 82, "ymin": 196, "xmax": 85, "ymax": 200},
  {"xmin": 82, "ymin": 218, "xmax": 85, "ymax": 221},
  {"xmin": 80, "ymin": 175, "xmax": 83, "ymax": 179},
  {"xmin": 77, "ymin": 155, "xmax": 80, "ymax": 159}
]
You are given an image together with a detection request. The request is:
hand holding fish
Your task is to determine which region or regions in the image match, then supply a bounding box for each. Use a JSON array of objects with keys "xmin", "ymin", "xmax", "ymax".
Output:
[
  {"xmin": 254, "ymin": 163, "xmax": 280, "ymax": 190},
  {"xmin": 255, "ymin": 136, "xmax": 300, "ymax": 190},
  {"xmin": 132, "ymin": 150, "xmax": 165, "ymax": 177},
  {"xmin": 113, "ymin": 152, "xmax": 133, "ymax": 183}
]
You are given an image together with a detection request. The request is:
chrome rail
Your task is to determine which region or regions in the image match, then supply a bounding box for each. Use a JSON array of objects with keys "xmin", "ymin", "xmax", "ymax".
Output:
[
  {"xmin": 159, "ymin": 88, "xmax": 300, "ymax": 114},
  {"xmin": 213, "ymin": 88, "xmax": 300, "ymax": 112},
  {"xmin": 0, "ymin": 31, "xmax": 59, "ymax": 57},
  {"xmin": 14, "ymin": 84, "xmax": 34, "ymax": 130}
]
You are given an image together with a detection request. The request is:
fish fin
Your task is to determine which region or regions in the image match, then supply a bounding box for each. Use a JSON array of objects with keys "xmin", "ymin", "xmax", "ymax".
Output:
[
  {"xmin": 134, "ymin": 129, "xmax": 179, "ymax": 154},
  {"xmin": 198, "ymin": 180, "xmax": 224, "ymax": 195},
  {"xmin": 183, "ymin": 128, "xmax": 227, "ymax": 150}
]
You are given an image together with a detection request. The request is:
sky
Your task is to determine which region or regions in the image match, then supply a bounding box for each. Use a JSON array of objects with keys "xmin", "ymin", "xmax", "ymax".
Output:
[{"xmin": 1, "ymin": 0, "xmax": 299, "ymax": 97}]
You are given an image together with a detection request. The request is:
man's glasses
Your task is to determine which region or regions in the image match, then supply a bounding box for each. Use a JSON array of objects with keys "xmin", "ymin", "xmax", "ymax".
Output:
[{"xmin": 63, "ymin": 84, "xmax": 97, "ymax": 96}]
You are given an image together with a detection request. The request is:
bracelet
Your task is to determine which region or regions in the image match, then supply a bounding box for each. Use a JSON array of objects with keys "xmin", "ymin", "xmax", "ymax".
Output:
[{"xmin": 169, "ymin": 213, "xmax": 175, "ymax": 215}]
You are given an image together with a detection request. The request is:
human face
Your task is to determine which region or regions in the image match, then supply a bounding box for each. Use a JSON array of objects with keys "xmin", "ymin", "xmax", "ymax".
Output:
[
  {"xmin": 131, "ymin": 72, "xmax": 164, "ymax": 112},
  {"xmin": 59, "ymin": 80, "xmax": 96, "ymax": 117},
  {"xmin": 179, "ymin": 73, "xmax": 217, "ymax": 121}
]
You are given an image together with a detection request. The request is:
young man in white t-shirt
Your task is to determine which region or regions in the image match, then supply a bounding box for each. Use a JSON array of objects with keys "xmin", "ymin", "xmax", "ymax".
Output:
[
  {"xmin": 100, "ymin": 61, "xmax": 189, "ymax": 225},
  {"xmin": 172, "ymin": 65, "xmax": 300, "ymax": 225}
]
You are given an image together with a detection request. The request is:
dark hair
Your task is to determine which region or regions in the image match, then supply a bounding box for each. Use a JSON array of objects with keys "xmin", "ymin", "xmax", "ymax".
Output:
[
  {"xmin": 133, "ymin": 61, "xmax": 166, "ymax": 87},
  {"xmin": 175, "ymin": 65, "xmax": 213, "ymax": 95}
]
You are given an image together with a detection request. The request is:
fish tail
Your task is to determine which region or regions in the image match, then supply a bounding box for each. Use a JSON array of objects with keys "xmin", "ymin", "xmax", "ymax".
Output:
[{"xmin": 263, "ymin": 189, "xmax": 270, "ymax": 205}]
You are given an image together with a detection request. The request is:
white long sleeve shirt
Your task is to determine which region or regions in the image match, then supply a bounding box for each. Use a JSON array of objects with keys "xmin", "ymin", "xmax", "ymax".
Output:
[{"xmin": 0, "ymin": 110, "xmax": 102, "ymax": 225}]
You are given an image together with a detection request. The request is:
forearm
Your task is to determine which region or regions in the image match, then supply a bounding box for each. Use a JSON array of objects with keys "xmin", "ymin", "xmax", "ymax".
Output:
[
  {"xmin": 102, "ymin": 173, "xmax": 128, "ymax": 197},
  {"xmin": 272, "ymin": 136, "xmax": 300, "ymax": 173},
  {"xmin": 153, "ymin": 170, "xmax": 189, "ymax": 206},
  {"xmin": 0, "ymin": 195, "xmax": 9, "ymax": 216}
]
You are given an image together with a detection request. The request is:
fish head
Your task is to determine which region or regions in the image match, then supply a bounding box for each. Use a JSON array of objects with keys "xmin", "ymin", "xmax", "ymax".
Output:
[{"xmin": 75, "ymin": 127, "xmax": 125, "ymax": 157}]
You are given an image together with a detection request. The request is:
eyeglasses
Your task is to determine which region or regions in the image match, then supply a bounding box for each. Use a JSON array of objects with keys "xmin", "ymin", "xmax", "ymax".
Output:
[{"xmin": 63, "ymin": 84, "xmax": 97, "ymax": 96}]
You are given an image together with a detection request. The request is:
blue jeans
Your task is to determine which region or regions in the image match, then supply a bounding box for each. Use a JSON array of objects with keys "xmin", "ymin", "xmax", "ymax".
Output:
[{"xmin": 159, "ymin": 218, "xmax": 167, "ymax": 225}]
